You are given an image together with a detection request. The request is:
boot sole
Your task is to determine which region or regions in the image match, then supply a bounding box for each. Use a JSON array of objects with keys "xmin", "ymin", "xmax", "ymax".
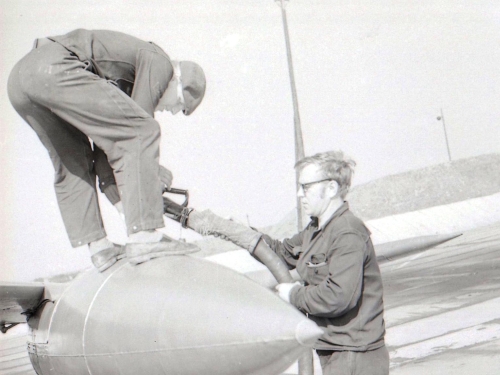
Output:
[
  {"xmin": 128, "ymin": 252, "xmax": 171, "ymax": 266},
  {"xmin": 97, "ymin": 256, "xmax": 118, "ymax": 272},
  {"xmin": 127, "ymin": 242, "xmax": 200, "ymax": 266}
]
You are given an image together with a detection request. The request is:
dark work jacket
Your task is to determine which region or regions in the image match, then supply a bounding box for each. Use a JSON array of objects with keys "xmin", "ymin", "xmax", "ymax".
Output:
[
  {"xmin": 47, "ymin": 29, "xmax": 173, "ymax": 200},
  {"xmin": 49, "ymin": 29, "xmax": 173, "ymax": 117},
  {"xmin": 264, "ymin": 202, "xmax": 386, "ymax": 351}
]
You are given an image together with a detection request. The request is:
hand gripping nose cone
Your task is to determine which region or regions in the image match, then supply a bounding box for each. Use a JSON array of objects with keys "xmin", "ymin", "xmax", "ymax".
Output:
[{"xmin": 27, "ymin": 256, "xmax": 322, "ymax": 375}]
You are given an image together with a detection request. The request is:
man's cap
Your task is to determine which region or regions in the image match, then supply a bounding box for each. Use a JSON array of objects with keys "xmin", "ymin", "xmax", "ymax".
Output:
[{"xmin": 179, "ymin": 61, "xmax": 206, "ymax": 116}]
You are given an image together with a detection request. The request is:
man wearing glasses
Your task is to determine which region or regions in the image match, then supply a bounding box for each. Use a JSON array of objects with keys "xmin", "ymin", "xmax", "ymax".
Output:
[
  {"xmin": 263, "ymin": 150, "xmax": 388, "ymax": 375},
  {"xmin": 8, "ymin": 29, "xmax": 206, "ymax": 272}
]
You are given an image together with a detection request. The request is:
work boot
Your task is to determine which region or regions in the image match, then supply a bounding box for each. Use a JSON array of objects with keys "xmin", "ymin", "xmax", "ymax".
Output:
[
  {"xmin": 126, "ymin": 235, "xmax": 200, "ymax": 266},
  {"xmin": 91, "ymin": 244, "xmax": 126, "ymax": 272}
]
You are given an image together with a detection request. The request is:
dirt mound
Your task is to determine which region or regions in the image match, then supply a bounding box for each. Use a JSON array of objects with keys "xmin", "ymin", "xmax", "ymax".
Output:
[
  {"xmin": 350, "ymin": 153, "xmax": 500, "ymax": 220},
  {"xmin": 262, "ymin": 153, "xmax": 500, "ymax": 239}
]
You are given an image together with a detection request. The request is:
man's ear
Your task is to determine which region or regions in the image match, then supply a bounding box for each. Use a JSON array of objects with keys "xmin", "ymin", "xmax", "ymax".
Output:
[{"xmin": 329, "ymin": 180, "xmax": 339, "ymax": 199}]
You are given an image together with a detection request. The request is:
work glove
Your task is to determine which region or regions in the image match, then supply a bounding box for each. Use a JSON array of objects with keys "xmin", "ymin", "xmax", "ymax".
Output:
[
  {"xmin": 159, "ymin": 165, "xmax": 173, "ymax": 190},
  {"xmin": 212, "ymin": 216, "xmax": 245, "ymax": 240},
  {"xmin": 260, "ymin": 233, "xmax": 274, "ymax": 247},
  {"xmin": 275, "ymin": 282, "xmax": 301, "ymax": 303}
]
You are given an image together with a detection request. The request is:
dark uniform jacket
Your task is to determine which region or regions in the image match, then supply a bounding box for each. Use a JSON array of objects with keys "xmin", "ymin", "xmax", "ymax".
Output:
[
  {"xmin": 48, "ymin": 29, "xmax": 173, "ymax": 202},
  {"xmin": 49, "ymin": 29, "xmax": 172, "ymax": 116},
  {"xmin": 264, "ymin": 202, "xmax": 386, "ymax": 351}
]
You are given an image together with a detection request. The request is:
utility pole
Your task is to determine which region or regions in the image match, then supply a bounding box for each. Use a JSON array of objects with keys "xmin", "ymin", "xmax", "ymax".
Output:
[
  {"xmin": 275, "ymin": 0, "xmax": 306, "ymax": 231},
  {"xmin": 273, "ymin": 4, "xmax": 313, "ymax": 374},
  {"xmin": 437, "ymin": 108, "xmax": 452, "ymax": 162}
]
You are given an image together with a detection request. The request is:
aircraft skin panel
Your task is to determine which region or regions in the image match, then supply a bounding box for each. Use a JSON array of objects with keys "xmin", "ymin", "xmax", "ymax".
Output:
[
  {"xmin": 25, "ymin": 256, "xmax": 321, "ymax": 375},
  {"xmin": 0, "ymin": 282, "xmax": 45, "ymax": 325},
  {"xmin": 2, "ymin": 223, "xmax": 499, "ymax": 374}
]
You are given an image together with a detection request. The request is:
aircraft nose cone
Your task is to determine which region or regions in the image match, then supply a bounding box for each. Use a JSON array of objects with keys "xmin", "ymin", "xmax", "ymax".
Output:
[
  {"xmin": 47, "ymin": 256, "xmax": 327, "ymax": 375},
  {"xmin": 295, "ymin": 319, "xmax": 324, "ymax": 347}
]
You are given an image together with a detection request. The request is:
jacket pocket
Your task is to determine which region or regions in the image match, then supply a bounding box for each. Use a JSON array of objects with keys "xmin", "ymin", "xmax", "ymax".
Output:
[{"xmin": 305, "ymin": 252, "xmax": 329, "ymax": 284}]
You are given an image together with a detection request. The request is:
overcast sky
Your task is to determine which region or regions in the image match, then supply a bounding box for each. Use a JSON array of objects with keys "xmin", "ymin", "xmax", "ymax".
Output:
[{"xmin": 2, "ymin": 0, "xmax": 500, "ymax": 281}]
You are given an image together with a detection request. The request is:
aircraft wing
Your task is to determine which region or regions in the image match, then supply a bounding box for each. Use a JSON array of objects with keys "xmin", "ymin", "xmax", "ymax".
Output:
[
  {"xmin": 0, "ymin": 282, "xmax": 45, "ymax": 327},
  {"xmin": 383, "ymin": 222, "xmax": 500, "ymax": 373},
  {"xmin": 375, "ymin": 233, "xmax": 462, "ymax": 263},
  {"xmin": 0, "ymin": 283, "xmax": 43, "ymax": 375}
]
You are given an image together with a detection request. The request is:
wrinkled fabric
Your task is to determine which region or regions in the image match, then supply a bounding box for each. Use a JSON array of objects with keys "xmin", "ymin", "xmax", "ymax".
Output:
[
  {"xmin": 48, "ymin": 29, "xmax": 172, "ymax": 117},
  {"xmin": 318, "ymin": 346, "xmax": 389, "ymax": 375},
  {"xmin": 8, "ymin": 30, "xmax": 173, "ymax": 246},
  {"xmin": 263, "ymin": 202, "xmax": 386, "ymax": 352},
  {"xmin": 188, "ymin": 210, "xmax": 262, "ymax": 251},
  {"xmin": 51, "ymin": 29, "xmax": 174, "ymax": 218}
]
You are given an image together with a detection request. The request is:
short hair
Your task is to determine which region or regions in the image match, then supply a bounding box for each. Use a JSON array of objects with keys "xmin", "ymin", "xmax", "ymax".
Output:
[{"xmin": 295, "ymin": 150, "xmax": 356, "ymax": 199}]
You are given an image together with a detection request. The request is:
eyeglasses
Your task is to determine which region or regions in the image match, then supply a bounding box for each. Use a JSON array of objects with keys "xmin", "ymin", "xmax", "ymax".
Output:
[{"xmin": 299, "ymin": 178, "xmax": 333, "ymax": 193}]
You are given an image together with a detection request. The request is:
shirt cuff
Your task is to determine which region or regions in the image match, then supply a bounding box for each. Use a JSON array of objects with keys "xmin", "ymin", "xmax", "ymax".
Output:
[
  {"xmin": 102, "ymin": 184, "xmax": 121, "ymax": 205},
  {"xmin": 289, "ymin": 284, "xmax": 303, "ymax": 308}
]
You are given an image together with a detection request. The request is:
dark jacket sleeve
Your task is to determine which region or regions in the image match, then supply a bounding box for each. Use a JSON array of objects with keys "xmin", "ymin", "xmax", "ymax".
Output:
[
  {"xmin": 290, "ymin": 232, "xmax": 365, "ymax": 317},
  {"xmin": 131, "ymin": 48, "xmax": 172, "ymax": 116},
  {"xmin": 261, "ymin": 231, "xmax": 305, "ymax": 269}
]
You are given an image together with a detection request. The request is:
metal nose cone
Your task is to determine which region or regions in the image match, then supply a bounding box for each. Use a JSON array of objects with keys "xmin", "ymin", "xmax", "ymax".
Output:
[
  {"xmin": 295, "ymin": 319, "xmax": 324, "ymax": 347},
  {"xmin": 41, "ymin": 256, "xmax": 328, "ymax": 375}
]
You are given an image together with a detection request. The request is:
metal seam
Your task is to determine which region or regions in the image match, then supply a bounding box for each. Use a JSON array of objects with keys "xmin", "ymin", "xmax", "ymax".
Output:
[{"xmin": 82, "ymin": 262, "xmax": 128, "ymax": 374}]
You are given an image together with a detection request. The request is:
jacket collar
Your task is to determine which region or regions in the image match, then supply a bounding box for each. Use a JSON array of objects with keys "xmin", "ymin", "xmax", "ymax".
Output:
[{"xmin": 310, "ymin": 201, "xmax": 350, "ymax": 231}]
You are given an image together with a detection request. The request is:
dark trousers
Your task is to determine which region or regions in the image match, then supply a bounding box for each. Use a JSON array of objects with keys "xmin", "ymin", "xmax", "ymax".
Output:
[
  {"xmin": 317, "ymin": 346, "xmax": 389, "ymax": 375},
  {"xmin": 7, "ymin": 40, "xmax": 165, "ymax": 247}
]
